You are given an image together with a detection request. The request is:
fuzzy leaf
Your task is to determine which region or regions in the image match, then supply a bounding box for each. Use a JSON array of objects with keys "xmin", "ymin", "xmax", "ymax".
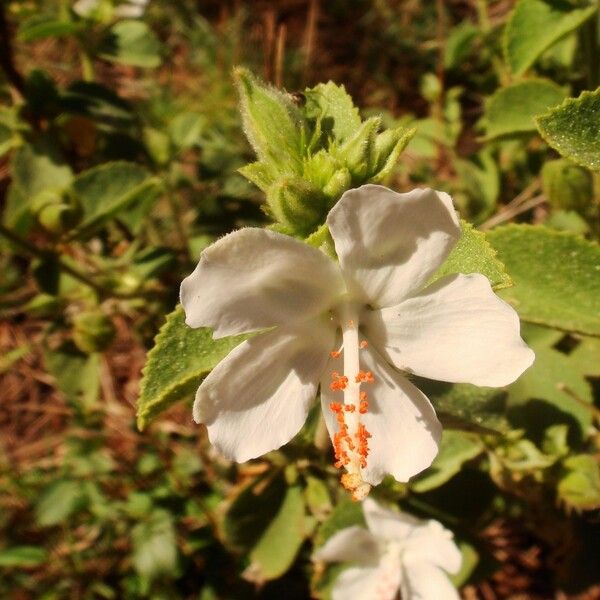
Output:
[
  {"xmin": 487, "ymin": 225, "xmax": 600, "ymax": 335},
  {"xmin": 235, "ymin": 68, "xmax": 303, "ymax": 172},
  {"xmin": 132, "ymin": 509, "xmax": 178, "ymax": 578},
  {"xmin": 504, "ymin": 0, "xmax": 597, "ymax": 75},
  {"xmin": 303, "ymin": 82, "xmax": 361, "ymax": 143},
  {"xmin": 433, "ymin": 221, "xmax": 511, "ymax": 289},
  {"xmin": 137, "ymin": 306, "xmax": 246, "ymax": 430},
  {"xmin": 483, "ymin": 79, "xmax": 566, "ymax": 139},
  {"xmin": 536, "ymin": 88, "xmax": 600, "ymax": 171}
]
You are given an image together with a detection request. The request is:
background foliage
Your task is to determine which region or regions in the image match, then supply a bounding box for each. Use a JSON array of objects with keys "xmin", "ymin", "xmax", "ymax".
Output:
[{"xmin": 1, "ymin": 1, "xmax": 599, "ymax": 598}]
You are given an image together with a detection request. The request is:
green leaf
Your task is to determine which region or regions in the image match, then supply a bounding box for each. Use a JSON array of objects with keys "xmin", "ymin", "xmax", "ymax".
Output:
[
  {"xmin": 98, "ymin": 20, "xmax": 162, "ymax": 68},
  {"xmin": 483, "ymin": 79, "xmax": 567, "ymax": 139},
  {"xmin": 246, "ymin": 485, "xmax": 308, "ymax": 582},
  {"xmin": 18, "ymin": 15, "xmax": 79, "ymax": 42},
  {"xmin": 433, "ymin": 221, "xmax": 511, "ymax": 290},
  {"xmin": 417, "ymin": 378, "xmax": 508, "ymax": 433},
  {"xmin": 43, "ymin": 345, "xmax": 100, "ymax": 410},
  {"xmin": 35, "ymin": 480, "xmax": 86, "ymax": 526},
  {"xmin": 235, "ymin": 67, "xmax": 303, "ymax": 172},
  {"xmin": 132, "ymin": 509, "xmax": 178, "ymax": 579},
  {"xmin": 303, "ymin": 82, "xmax": 361, "ymax": 143},
  {"xmin": 0, "ymin": 546, "xmax": 48, "ymax": 568},
  {"xmin": 507, "ymin": 343, "xmax": 593, "ymax": 439},
  {"xmin": 411, "ymin": 430, "xmax": 484, "ymax": 492},
  {"xmin": 487, "ymin": 225, "xmax": 600, "ymax": 335},
  {"xmin": 570, "ymin": 336, "xmax": 600, "ymax": 376},
  {"xmin": 304, "ymin": 476, "xmax": 332, "ymax": 521},
  {"xmin": 504, "ymin": 0, "xmax": 597, "ymax": 75},
  {"xmin": 444, "ymin": 22, "xmax": 479, "ymax": 70},
  {"xmin": 314, "ymin": 499, "xmax": 364, "ymax": 547},
  {"xmin": 223, "ymin": 471, "xmax": 288, "ymax": 552},
  {"xmin": 541, "ymin": 158, "xmax": 594, "ymax": 213},
  {"xmin": 71, "ymin": 162, "xmax": 159, "ymax": 236},
  {"xmin": 12, "ymin": 139, "xmax": 73, "ymax": 199},
  {"xmin": 558, "ymin": 455, "xmax": 600, "ymax": 511},
  {"xmin": 536, "ymin": 87, "xmax": 600, "ymax": 171},
  {"xmin": 137, "ymin": 306, "xmax": 246, "ymax": 430}
]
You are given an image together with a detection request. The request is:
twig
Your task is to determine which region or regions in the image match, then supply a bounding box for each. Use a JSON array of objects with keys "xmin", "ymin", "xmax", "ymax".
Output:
[
  {"xmin": 479, "ymin": 180, "xmax": 542, "ymax": 230},
  {"xmin": 480, "ymin": 194, "xmax": 546, "ymax": 230},
  {"xmin": 0, "ymin": 3, "xmax": 25, "ymax": 96}
]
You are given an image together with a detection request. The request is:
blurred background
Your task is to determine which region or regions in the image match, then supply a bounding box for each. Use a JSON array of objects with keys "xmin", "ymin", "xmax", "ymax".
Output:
[{"xmin": 1, "ymin": 1, "xmax": 599, "ymax": 598}]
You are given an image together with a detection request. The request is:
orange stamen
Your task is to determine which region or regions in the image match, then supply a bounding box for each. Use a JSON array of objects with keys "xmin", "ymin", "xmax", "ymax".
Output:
[
  {"xmin": 355, "ymin": 371, "xmax": 375, "ymax": 384},
  {"xmin": 330, "ymin": 350, "xmax": 341, "ymax": 359},
  {"xmin": 359, "ymin": 340, "xmax": 369, "ymax": 349},
  {"xmin": 344, "ymin": 404, "xmax": 355, "ymax": 412}
]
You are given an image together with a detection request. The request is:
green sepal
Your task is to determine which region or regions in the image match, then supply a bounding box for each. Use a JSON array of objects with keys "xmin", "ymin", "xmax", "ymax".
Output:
[{"xmin": 370, "ymin": 126, "xmax": 416, "ymax": 182}]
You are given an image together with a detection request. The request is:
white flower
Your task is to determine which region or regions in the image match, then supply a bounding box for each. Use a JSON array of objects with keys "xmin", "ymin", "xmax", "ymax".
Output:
[
  {"xmin": 181, "ymin": 185, "xmax": 534, "ymax": 499},
  {"xmin": 313, "ymin": 497, "xmax": 462, "ymax": 600}
]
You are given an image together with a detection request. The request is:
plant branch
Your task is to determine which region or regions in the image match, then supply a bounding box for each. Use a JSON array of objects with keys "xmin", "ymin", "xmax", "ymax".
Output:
[{"xmin": 0, "ymin": 3, "xmax": 25, "ymax": 96}]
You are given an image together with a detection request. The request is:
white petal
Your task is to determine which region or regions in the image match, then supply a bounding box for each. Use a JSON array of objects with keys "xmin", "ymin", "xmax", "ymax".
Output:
[
  {"xmin": 362, "ymin": 497, "xmax": 422, "ymax": 542},
  {"xmin": 194, "ymin": 321, "xmax": 334, "ymax": 461},
  {"xmin": 401, "ymin": 561, "xmax": 460, "ymax": 600},
  {"xmin": 313, "ymin": 526, "xmax": 380, "ymax": 565},
  {"xmin": 326, "ymin": 185, "xmax": 460, "ymax": 308},
  {"xmin": 364, "ymin": 273, "xmax": 535, "ymax": 387},
  {"xmin": 332, "ymin": 564, "xmax": 400, "ymax": 600},
  {"xmin": 404, "ymin": 521, "xmax": 462, "ymax": 574},
  {"xmin": 180, "ymin": 228, "xmax": 344, "ymax": 337},
  {"xmin": 320, "ymin": 343, "xmax": 441, "ymax": 485}
]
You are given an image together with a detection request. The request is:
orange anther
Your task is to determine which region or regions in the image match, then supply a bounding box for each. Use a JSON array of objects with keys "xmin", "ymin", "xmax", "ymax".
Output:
[
  {"xmin": 360, "ymin": 340, "xmax": 369, "ymax": 349},
  {"xmin": 330, "ymin": 350, "xmax": 341, "ymax": 359},
  {"xmin": 329, "ymin": 402, "xmax": 342, "ymax": 413},
  {"xmin": 359, "ymin": 401, "xmax": 369, "ymax": 414},
  {"xmin": 348, "ymin": 319, "xmax": 355, "ymax": 328},
  {"xmin": 359, "ymin": 391, "xmax": 368, "ymax": 401},
  {"xmin": 344, "ymin": 404, "xmax": 355, "ymax": 412},
  {"xmin": 355, "ymin": 371, "xmax": 375, "ymax": 384}
]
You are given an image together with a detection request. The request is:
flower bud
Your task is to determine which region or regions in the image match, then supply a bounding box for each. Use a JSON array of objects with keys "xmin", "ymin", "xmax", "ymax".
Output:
[
  {"xmin": 32, "ymin": 189, "xmax": 82, "ymax": 234},
  {"xmin": 338, "ymin": 117, "xmax": 380, "ymax": 182},
  {"xmin": 542, "ymin": 159, "xmax": 593, "ymax": 214},
  {"xmin": 267, "ymin": 177, "xmax": 328, "ymax": 236},
  {"xmin": 72, "ymin": 311, "xmax": 116, "ymax": 354},
  {"xmin": 323, "ymin": 168, "xmax": 352, "ymax": 201}
]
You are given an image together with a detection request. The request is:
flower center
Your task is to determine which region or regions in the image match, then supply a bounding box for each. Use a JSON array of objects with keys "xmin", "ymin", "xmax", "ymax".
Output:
[{"xmin": 328, "ymin": 301, "xmax": 373, "ymax": 501}]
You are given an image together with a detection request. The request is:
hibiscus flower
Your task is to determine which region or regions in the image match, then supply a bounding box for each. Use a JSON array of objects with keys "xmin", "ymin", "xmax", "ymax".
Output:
[
  {"xmin": 181, "ymin": 185, "xmax": 534, "ymax": 499},
  {"xmin": 313, "ymin": 497, "xmax": 462, "ymax": 600}
]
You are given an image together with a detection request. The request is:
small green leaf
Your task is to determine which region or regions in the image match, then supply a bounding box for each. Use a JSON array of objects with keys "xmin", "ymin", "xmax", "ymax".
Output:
[
  {"xmin": 18, "ymin": 15, "xmax": 80, "ymax": 42},
  {"xmin": 132, "ymin": 509, "xmax": 178, "ymax": 579},
  {"xmin": 541, "ymin": 159, "xmax": 594, "ymax": 213},
  {"xmin": 433, "ymin": 221, "xmax": 511, "ymax": 290},
  {"xmin": 246, "ymin": 485, "xmax": 308, "ymax": 582},
  {"xmin": 235, "ymin": 67, "xmax": 303, "ymax": 173},
  {"xmin": 487, "ymin": 225, "xmax": 600, "ymax": 335},
  {"xmin": 12, "ymin": 139, "xmax": 73, "ymax": 199},
  {"xmin": 35, "ymin": 480, "xmax": 86, "ymax": 527},
  {"xmin": 303, "ymin": 82, "xmax": 361, "ymax": 144},
  {"xmin": 411, "ymin": 431, "xmax": 484, "ymax": 492},
  {"xmin": 238, "ymin": 161, "xmax": 278, "ymax": 192},
  {"xmin": 137, "ymin": 306, "xmax": 246, "ymax": 430},
  {"xmin": 71, "ymin": 162, "xmax": 159, "ymax": 236},
  {"xmin": 483, "ymin": 79, "xmax": 566, "ymax": 139},
  {"xmin": 223, "ymin": 471, "xmax": 287, "ymax": 552},
  {"xmin": 504, "ymin": 0, "xmax": 597, "ymax": 75},
  {"xmin": 304, "ymin": 476, "xmax": 332, "ymax": 521},
  {"xmin": 43, "ymin": 345, "xmax": 100, "ymax": 410},
  {"xmin": 0, "ymin": 546, "xmax": 48, "ymax": 568},
  {"xmin": 558, "ymin": 455, "xmax": 600, "ymax": 511},
  {"xmin": 98, "ymin": 20, "xmax": 162, "ymax": 68},
  {"xmin": 536, "ymin": 88, "xmax": 600, "ymax": 171},
  {"xmin": 444, "ymin": 22, "xmax": 479, "ymax": 70}
]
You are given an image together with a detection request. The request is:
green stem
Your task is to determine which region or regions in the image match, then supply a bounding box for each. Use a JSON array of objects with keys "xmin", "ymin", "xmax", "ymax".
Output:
[{"xmin": 80, "ymin": 51, "xmax": 95, "ymax": 82}]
